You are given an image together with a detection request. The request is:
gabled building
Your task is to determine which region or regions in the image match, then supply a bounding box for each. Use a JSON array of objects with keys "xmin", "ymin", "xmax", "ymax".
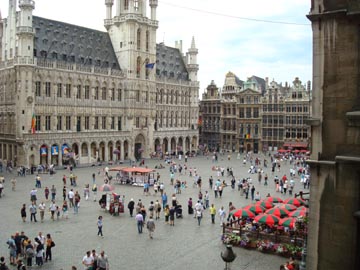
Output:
[{"xmin": 0, "ymin": 0, "xmax": 199, "ymax": 166}]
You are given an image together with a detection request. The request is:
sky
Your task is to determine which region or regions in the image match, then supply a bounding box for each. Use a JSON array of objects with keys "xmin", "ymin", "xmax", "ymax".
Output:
[{"xmin": 0, "ymin": 0, "xmax": 312, "ymax": 94}]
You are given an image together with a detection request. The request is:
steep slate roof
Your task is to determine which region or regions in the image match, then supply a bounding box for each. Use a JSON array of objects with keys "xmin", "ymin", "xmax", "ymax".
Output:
[
  {"xmin": 155, "ymin": 43, "xmax": 189, "ymax": 81},
  {"xmin": 250, "ymin": 75, "xmax": 266, "ymax": 94},
  {"xmin": 33, "ymin": 16, "xmax": 121, "ymax": 70}
]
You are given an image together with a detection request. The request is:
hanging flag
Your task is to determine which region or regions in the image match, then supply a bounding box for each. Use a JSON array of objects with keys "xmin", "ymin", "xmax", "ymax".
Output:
[
  {"xmin": 145, "ymin": 63, "xmax": 155, "ymax": 69},
  {"xmin": 31, "ymin": 113, "xmax": 36, "ymax": 134}
]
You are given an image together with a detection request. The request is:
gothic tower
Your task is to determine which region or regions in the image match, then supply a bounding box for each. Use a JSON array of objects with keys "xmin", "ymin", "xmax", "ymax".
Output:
[
  {"xmin": 186, "ymin": 36, "xmax": 198, "ymax": 82},
  {"xmin": 17, "ymin": 0, "xmax": 35, "ymax": 59},
  {"xmin": 105, "ymin": 0, "xmax": 158, "ymax": 80}
]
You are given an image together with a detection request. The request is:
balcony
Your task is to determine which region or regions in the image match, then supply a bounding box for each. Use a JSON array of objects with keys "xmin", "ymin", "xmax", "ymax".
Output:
[{"xmin": 16, "ymin": 26, "xmax": 35, "ymax": 35}]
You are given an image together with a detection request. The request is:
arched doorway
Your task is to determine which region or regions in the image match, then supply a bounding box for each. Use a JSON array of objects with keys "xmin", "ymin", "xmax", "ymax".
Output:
[
  {"xmin": 99, "ymin": 142, "xmax": 105, "ymax": 161},
  {"xmin": 192, "ymin": 136, "xmax": 198, "ymax": 149},
  {"xmin": 163, "ymin": 138, "xmax": 169, "ymax": 154},
  {"xmin": 90, "ymin": 142, "xmax": 97, "ymax": 162},
  {"xmin": 246, "ymin": 143, "xmax": 252, "ymax": 153},
  {"xmin": 29, "ymin": 154, "xmax": 35, "ymax": 167},
  {"xmin": 81, "ymin": 143, "xmax": 88, "ymax": 157},
  {"xmin": 178, "ymin": 137, "xmax": 184, "ymax": 155},
  {"xmin": 108, "ymin": 141, "xmax": 114, "ymax": 161},
  {"xmin": 154, "ymin": 138, "xmax": 161, "ymax": 156},
  {"xmin": 124, "ymin": 140, "xmax": 129, "ymax": 159},
  {"xmin": 115, "ymin": 141, "xmax": 121, "ymax": 161},
  {"xmin": 72, "ymin": 143, "xmax": 79, "ymax": 164},
  {"xmin": 170, "ymin": 137, "xmax": 176, "ymax": 156},
  {"xmin": 134, "ymin": 134, "xmax": 146, "ymax": 161},
  {"xmin": 51, "ymin": 144, "xmax": 59, "ymax": 165},
  {"xmin": 40, "ymin": 144, "xmax": 48, "ymax": 165},
  {"xmin": 185, "ymin": 137, "xmax": 191, "ymax": 153}
]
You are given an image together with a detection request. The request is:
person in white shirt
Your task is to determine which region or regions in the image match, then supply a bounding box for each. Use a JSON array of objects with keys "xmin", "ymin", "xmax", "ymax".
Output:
[
  {"xmin": 38, "ymin": 202, "xmax": 46, "ymax": 223},
  {"xmin": 68, "ymin": 189, "xmax": 75, "ymax": 207},
  {"xmin": 218, "ymin": 206, "xmax": 226, "ymax": 226},
  {"xmin": 82, "ymin": 251, "xmax": 94, "ymax": 270},
  {"xmin": 49, "ymin": 201, "xmax": 57, "ymax": 220}
]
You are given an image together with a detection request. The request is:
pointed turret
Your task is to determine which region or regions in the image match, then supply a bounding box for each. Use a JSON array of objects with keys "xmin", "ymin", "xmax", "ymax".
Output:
[
  {"xmin": 149, "ymin": 0, "xmax": 158, "ymax": 20},
  {"xmin": 186, "ymin": 36, "xmax": 199, "ymax": 82},
  {"xmin": 105, "ymin": 0, "xmax": 114, "ymax": 20},
  {"xmin": 17, "ymin": 0, "xmax": 35, "ymax": 59}
]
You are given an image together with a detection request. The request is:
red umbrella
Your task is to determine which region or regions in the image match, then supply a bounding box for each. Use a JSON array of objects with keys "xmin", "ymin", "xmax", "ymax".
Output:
[
  {"xmin": 289, "ymin": 209, "xmax": 307, "ymax": 217},
  {"xmin": 233, "ymin": 208, "xmax": 255, "ymax": 218},
  {"xmin": 99, "ymin": 184, "xmax": 115, "ymax": 192},
  {"xmin": 284, "ymin": 198, "xmax": 306, "ymax": 207},
  {"xmin": 243, "ymin": 204, "xmax": 265, "ymax": 214},
  {"xmin": 279, "ymin": 217, "xmax": 297, "ymax": 228},
  {"xmin": 254, "ymin": 214, "xmax": 280, "ymax": 225},
  {"xmin": 265, "ymin": 207, "xmax": 290, "ymax": 218},
  {"xmin": 278, "ymin": 149, "xmax": 286, "ymax": 153},
  {"xmin": 296, "ymin": 206, "xmax": 308, "ymax": 211},
  {"xmin": 276, "ymin": 204, "xmax": 297, "ymax": 211},
  {"xmin": 300, "ymin": 149, "xmax": 307, "ymax": 153},
  {"xmin": 256, "ymin": 200, "xmax": 274, "ymax": 209},
  {"xmin": 265, "ymin": 197, "xmax": 283, "ymax": 204},
  {"xmin": 294, "ymin": 150, "xmax": 300, "ymax": 153}
]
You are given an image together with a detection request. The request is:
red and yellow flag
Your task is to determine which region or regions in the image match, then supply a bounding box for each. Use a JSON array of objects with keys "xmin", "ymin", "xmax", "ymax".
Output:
[{"xmin": 31, "ymin": 113, "xmax": 36, "ymax": 134}]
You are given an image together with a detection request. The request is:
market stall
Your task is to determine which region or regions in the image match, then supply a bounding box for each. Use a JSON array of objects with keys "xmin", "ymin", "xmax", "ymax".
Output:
[{"xmin": 109, "ymin": 167, "xmax": 156, "ymax": 186}]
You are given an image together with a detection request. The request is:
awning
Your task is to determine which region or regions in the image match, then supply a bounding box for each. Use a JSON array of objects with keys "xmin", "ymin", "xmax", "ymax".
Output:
[{"xmin": 283, "ymin": 142, "xmax": 308, "ymax": 148}]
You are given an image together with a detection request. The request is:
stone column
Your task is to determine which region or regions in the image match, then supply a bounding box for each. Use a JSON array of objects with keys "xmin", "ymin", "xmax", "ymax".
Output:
[{"xmin": 104, "ymin": 142, "xmax": 109, "ymax": 162}]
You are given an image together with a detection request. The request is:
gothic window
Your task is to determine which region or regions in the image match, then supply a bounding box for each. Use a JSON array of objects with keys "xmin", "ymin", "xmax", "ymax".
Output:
[
  {"xmin": 255, "ymin": 124, "xmax": 259, "ymax": 135},
  {"xmin": 85, "ymin": 116, "xmax": 90, "ymax": 130},
  {"xmin": 136, "ymin": 90, "xmax": 140, "ymax": 102},
  {"xmin": 35, "ymin": 116, "xmax": 41, "ymax": 131},
  {"xmin": 117, "ymin": 89, "xmax": 122, "ymax": 101},
  {"xmin": 45, "ymin": 82, "xmax": 51, "ymax": 97},
  {"xmin": 85, "ymin": 85, "xmax": 90, "ymax": 99},
  {"xmin": 118, "ymin": 117, "xmax": 122, "ymax": 131},
  {"xmin": 45, "ymin": 116, "xmax": 51, "ymax": 131},
  {"xmin": 35, "ymin": 81, "xmax": 41, "ymax": 96},
  {"xmin": 124, "ymin": 0, "xmax": 129, "ymax": 10},
  {"xmin": 76, "ymin": 85, "xmax": 81, "ymax": 99},
  {"xmin": 57, "ymin": 83, "xmax": 62, "ymax": 97},
  {"xmin": 111, "ymin": 88, "xmax": 115, "ymax": 101},
  {"xmin": 57, "ymin": 116, "xmax": 62, "ymax": 130},
  {"xmin": 66, "ymin": 116, "xmax": 71, "ymax": 130},
  {"xmin": 94, "ymin": 87, "xmax": 99, "ymax": 100},
  {"xmin": 136, "ymin": 56, "xmax": 141, "ymax": 78},
  {"xmin": 170, "ymin": 111, "xmax": 174, "ymax": 127},
  {"xmin": 134, "ymin": 0, "xmax": 139, "ymax": 11},
  {"xmin": 247, "ymin": 124, "xmax": 251, "ymax": 135},
  {"xmin": 65, "ymin": 84, "xmax": 71, "ymax": 98},
  {"xmin": 146, "ymin": 31, "xmax": 150, "ymax": 52},
  {"xmin": 94, "ymin": 116, "xmax": 99, "ymax": 130},
  {"xmin": 102, "ymin": 87, "xmax": 107, "ymax": 100},
  {"xmin": 137, "ymin": 29, "xmax": 141, "ymax": 50},
  {"xmin": 102, "ymin": 116, "xmax": 106, "ymax": 129}
]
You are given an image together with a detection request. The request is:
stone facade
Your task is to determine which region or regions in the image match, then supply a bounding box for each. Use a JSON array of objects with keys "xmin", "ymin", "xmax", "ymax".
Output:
[
  {"xmin": 199, "ymin": 73, "xmax": 311, "ymax": 153},
  {"xmin": 0, "ymin": 0, "xmax": 199, "ymax": 167},
  {"xmin": 306, "ymin": 1, "xmax": 360, "ymax": 269}
]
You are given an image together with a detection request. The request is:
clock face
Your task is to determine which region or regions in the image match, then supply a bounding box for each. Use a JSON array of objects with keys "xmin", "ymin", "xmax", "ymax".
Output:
[{"xmin": 27, "ymin": 96, "xmax": 34, "ymax": 104}]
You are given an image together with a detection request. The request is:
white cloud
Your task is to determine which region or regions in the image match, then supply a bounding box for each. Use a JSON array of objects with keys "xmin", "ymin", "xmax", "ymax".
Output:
[{"xmin": 0, "ymin": 0, "xmax": 312, "ymax": 93}]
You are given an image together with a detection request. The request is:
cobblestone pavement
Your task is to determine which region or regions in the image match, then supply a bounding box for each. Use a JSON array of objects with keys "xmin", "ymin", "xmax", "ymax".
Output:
[{"xmin": 0, "ymin": 153, "xmax": 306, "ymax": 270}]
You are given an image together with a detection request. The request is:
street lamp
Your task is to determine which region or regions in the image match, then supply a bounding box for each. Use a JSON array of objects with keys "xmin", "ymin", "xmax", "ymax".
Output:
[{"xmin": 221, "ymin": 244, "xmax": 236, "ymax": 270}]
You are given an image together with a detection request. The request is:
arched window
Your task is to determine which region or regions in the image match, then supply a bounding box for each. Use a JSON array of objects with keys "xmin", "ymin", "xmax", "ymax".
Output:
[
  {"xmin": 124, "ymin": 0, "xmax": 129, "ymax": 10},
  {"xmin": 146, "ymin": 31, "xmax": 150, "ymax": 52},
  {"xmin": 136, "ymin": 56, "xmax": 141, "ymax": 78},
  {"xmin": 137, "ymin": 29, "xmax": 141, "ymax": 50}
]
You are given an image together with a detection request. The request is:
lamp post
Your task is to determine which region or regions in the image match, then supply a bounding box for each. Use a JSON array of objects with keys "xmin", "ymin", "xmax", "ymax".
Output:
[{"xmin": 221, "ymin": 245, "xmax": 236, "ymax": 270}]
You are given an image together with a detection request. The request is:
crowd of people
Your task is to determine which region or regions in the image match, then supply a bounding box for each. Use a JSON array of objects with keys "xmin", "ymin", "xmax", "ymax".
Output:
[{"xmin": 0, "ymin": 150, "xmax": 310, "ymax": 269}]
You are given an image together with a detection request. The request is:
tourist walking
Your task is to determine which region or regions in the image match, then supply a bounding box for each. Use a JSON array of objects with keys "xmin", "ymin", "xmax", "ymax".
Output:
[
  {"xmin": 135, "ymin": 212, "xmax": 144, "ymax": 234},
  {"xmin": 146, "ymin": 216, "xmax": 156, "ymax": 239},
  {"xmin": 209, "ymin": 204, "xmax": 216, "ymax": 224},
  {"xmin": 128, "ymin": 198, "xmax": 135, "ymax": 217},
  {"xmin": 45, "ymin": 233, "xmax": 54, "ymax": 262},
  {"xmin": 29, "ymin": 202, "xmax": 37, "ymax": 222},
  {"xmin": 62, "ymin": 200, "xmax": 69, "ymax": 219},
  {"xmin": 155, "ymin": 200, "xmax": 161, "ymax": 220},
  {"xmin": 218, "ymin": 206, "xmax": 226, "ymax": 226},
  {"xmin": 96, "ymin": 251, "xmax": 109, "ymax": 270},
  {"xmin": 38, "ymin": 201, "xmax": 46, "ymax": 223},
  {"xmin": 169, "ymin": 205, "xmax": 175, "ymax": 226},
  {"xmin": 49, "ymin": 201, "xmax": 57, "ymax": 220},
  {"xmin": 20, "ymin": 204, "xmax": 27, "ymax": 222},
  {"xmin": 97, "ymin": 216, "xmax": 104, "ymax": 237},
  {"xmin": 50, "ymin": 185, "xmax": 56, "ymax": 201},
  {"xmin": 44, "ymin": 187, "xmax": 50, "ymax": 200}
]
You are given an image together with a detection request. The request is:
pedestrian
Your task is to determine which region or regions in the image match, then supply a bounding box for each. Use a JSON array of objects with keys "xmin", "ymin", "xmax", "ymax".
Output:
[
  {"xmin": 45, "ymin": 234, "xmax": 54, "ymax": 262},
  {"xmin": 92, "ymin": 184, "xmax": 97, "ymax": 201},
  {"xmin": 0, "ymin": 256, "xmax": 9, "ymax": 270},
  {"xmin": 29, "ymin": 202, "xmax": 37, "ymax": 222},
  {"xmin": 38, "ymin": 201, "xmax": 46, "ymax": 223},
  {"xmin": 97, "ymin": 216, "xmax": 104, "ymax": 237},
  {"xmin": 68, "ymin": 189, "xmax": 74, "ymax": 208},
  {"xmin": 49, "ymin": 200, "xmax": 57, "ymax": 220},
  {"xmin": 62, "ymin": 175, "xmax": 66, "ymax": 186},
  {"xmin": 74, "ymin": 191, "xmax": 80, "ymax": 214},
  {"xmin": 20, "ymin": 204, "xmax": 26, "ymax": 222},
  {"xmin": 92, "ymin": 173, "xmax": 96, "ymax": 184},
  {"xmin": 209, "ymin": 204, "xmax": 216, "ymax": 224},
  {"xmin": 155, "ymin": 200, "xmax": 161, "ymax": 220},
  {"xmin": 255, "ymin": 191, "xmax": 261, "ymax": 201},
  {"xmin": 204, "ymin": 191, "xmax": 210, "ymax": 209},
  {"xmin": 146, "ymin": 216, "xmax": 156, "ymax": 239},
  {"xmin": 209, "ymin": 176, "xmax": 213, "ymax": 189},
  {"xmin": 50, "ymin": 185, "xmax": 56, "ymax": 201},
  {"xmin": 127, "ymin": 198, "xmax": 135, "ymax": 217},
  {"xmin": 62, "ymin": 200, "xmax": 69, "ymax": 219},
  {"xmin": 16, "ymin": 259, "xmax": 26, "ymax": 270},
  {"xmin": 196, "ymin": 205, "xmax": 203, "ymax": 226},
  {"xmin": 218, "ymin": 206, "xmax": 226, "ymax": 226},
  {"xmin": 30, "ymin": 188, "xmax": 37, "ymax": 203},
  {"xmin": 44, "ymin": 187, "xmax": 49, "ymax": 200},
  {"xmin": 148, "ymin": 201, "xmax": 155, "ymax": 218},
  {"xmin": 251, "ymin": 185, "xmax": 255, "ymax": 201},
  {"xmin": 135, "ymin": 212, "xmax": 144, "ymax": 233},
  {"xmin": 218, "ymin": 184, "xmax": 223, "ymax": 198},
  {"xmin": 25, "ymin": 240, "xmax": 35, "ymax": 267},
  {"xmin": 10, "ymin": 178, "xmax": 16, "ymax": 191},
  {"xmin": 34, "ymin": 238, "xmax": 44, "ymax": 266},
  {"xmin": 187, "ymin": 198, "xmax": 193, "ymax": 214},
  {"xmin": 169, "ymin": 205, "xmax": 175, "ymax": 226},
  {"xmin": 6, "ymin": 235, "xmax": 16, "ymax": 265},
  {"xmin": 96, "ymin": 251, "xmax": 109, "ymax": 270},
  {"xmin": 82, "ymin": 251, "xmax": 94, "ymax": 270},
  {"xmin": 164, "ymin": 205, "xmax": 170, "ymax": 224},
  {"xmin": 161, "ymin": 192, "xmax": 168, "ymax": 209}
]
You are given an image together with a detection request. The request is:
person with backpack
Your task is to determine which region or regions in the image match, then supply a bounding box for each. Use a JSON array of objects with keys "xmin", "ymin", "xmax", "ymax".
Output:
[{"xmin": 25, "ymin": 241, "xmax": 35, "ymax": 267}]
